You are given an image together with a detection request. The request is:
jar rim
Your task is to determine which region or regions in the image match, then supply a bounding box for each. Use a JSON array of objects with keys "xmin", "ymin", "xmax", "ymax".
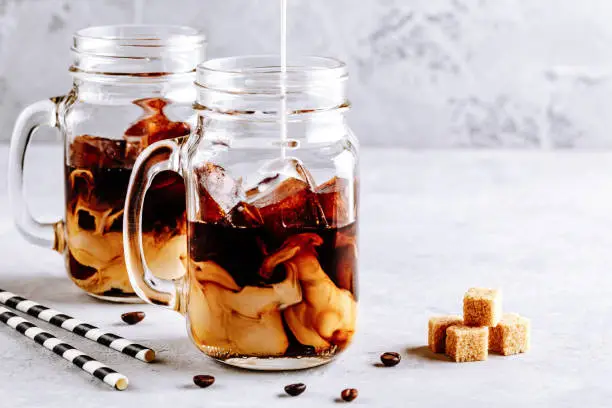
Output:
[
  {"xmin": 196, "ymin": 55, "xmax": 348, "ymax": 91},
  {"xmin": 195, "ymin": 55, "xmax": 349, "ymax": 118},
  {"xmin": 74, "ymin": 24, "xmax": 206, "ymax": 50},
  {"xmin": 71, "ymin": 24, "xmax": 207, "ymax": 79}
]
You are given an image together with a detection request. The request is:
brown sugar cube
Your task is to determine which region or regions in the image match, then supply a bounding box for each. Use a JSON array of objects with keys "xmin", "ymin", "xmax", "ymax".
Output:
[
  {"xmin": 463, "ymin": 288, "xmax": 502, "ymax": 327},
  {"xmin": 489, "ymin": 313, "xmax": 530, "ymax": 355},
  {"xmin": 428, "ymin": 316, "xmax": 464, "ymax": 353},
  {"xmin": 446, "ymin": 325, "xmax": 488, "ymax": 363}
]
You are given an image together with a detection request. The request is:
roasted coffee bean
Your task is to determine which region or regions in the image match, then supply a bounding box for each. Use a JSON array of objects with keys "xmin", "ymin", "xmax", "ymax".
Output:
[
  {"xmin": 193, "ymin": 375, "xmax": 215, "ymax": 388},
  {"xmin": 121, "ymin": 311, "xmax": 145, "ymax": 325},
  {"xmin": 380, "ymin": 352, "xmax": 401, "ymax": 367},
  {"xmin": 284, "ymin": 383, "xmax": 306, "ymax": 396},
  {"xmin": 341, "ymin": 388, "xmax": 358, "ymax": 402}
]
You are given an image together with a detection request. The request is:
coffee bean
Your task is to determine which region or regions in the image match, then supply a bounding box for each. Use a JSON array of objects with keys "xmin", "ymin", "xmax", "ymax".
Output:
[
  {"xmin": 380, "ymin": 352, "xmax": 401, "ymax": 367},
  {"xmin": 121, "ymin": 311, "xmax": 145, "ymax": 325},
  {"xmin": 284, "ymin": 383, "xmax": 306, "ymax": 396},
  {"xmin": 341, "ymin": 388, "xmax": 358, "ymax": 402},
  {"xmin": 193, "ymin": 375, "xmax": 215, "ymax": 388}
]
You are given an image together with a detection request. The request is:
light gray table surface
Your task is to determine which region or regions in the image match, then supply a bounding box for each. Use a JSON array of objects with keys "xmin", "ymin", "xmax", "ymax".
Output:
[{"xmin": 0, "ymin": 145, "xmax": 609, "ymax": 407}]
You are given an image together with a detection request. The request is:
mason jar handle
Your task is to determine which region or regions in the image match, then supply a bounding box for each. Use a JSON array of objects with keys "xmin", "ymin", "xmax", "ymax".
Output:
[
  {"xmin": 124, "ymin": 139, "xmax": 184, "ymax": 312},
  {"xmin": 8, "ymin": 98, "xmax": 66, "ymax": 252}
]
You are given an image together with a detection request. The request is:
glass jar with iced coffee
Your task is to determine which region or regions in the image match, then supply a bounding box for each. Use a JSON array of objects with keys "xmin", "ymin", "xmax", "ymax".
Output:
[
  {"xmin": 124, "ymin": 56, "xmax": 359, "ymax": 370},
  {"xmin": 8, "ymin": 25, "xmax": 206, "ymax": 302}
]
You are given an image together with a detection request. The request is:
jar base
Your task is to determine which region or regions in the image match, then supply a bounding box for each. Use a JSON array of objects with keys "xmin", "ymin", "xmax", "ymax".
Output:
[
  {"xmin": 219, "ymin": 356, "xmax": 334, "ymax": 371},
  {"xmin": 87, "ymin": 292, "xmax": 144, "ymax": 304}
]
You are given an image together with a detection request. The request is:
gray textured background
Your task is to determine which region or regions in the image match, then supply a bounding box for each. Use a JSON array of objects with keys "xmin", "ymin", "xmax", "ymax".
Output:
[{"xmin": 2, "ymin": 0, "xmax": 612, "ymax": 148}]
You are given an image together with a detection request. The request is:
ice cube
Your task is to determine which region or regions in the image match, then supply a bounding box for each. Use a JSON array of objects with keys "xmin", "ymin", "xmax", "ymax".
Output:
[
  {"xmin": 246, "ymin": 158, "xmax": 319, "ymax": 201},
  {"xmin": 124, "ymin": 98, "xmax": 190, "ymax": 147},
  {"xmin": 255, "ymin": 177, "xmax": 320, "ymax": 230},
  {"xmin": 69, "ymin": 135, "xmax": 128, "ymax": 168},
  {"xmin": 124, "ymin": 136, "xmax": 143, "ymax": 163},
  {"xmin": 195, "ymin": 163, "xmax": 244, "ymax": 223},
  {"xmin": 316, "ymin": 177, "xmax": 353, "ymax": 227},
  {"xmin": 227, "ymin": 202, "xmax": 264, "ymax": 227},
  {"xmin": 246, "ymin": 158, "xmax": 328, "ymax": 232},
  {"xmin": 136, "ymin": 97, "xmax": 168, "ymax": 114}
]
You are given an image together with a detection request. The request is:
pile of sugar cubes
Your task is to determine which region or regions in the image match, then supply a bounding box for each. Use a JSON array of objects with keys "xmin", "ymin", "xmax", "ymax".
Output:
[{"xmin": 428, "ymin": 288, "xmax": 530, "ymax": 362}]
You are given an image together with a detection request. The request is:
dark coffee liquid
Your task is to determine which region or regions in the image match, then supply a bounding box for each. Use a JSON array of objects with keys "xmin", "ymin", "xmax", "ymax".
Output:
[
  {"xmin": 189, "ymin": 222, "xmax": 357, "ymax": 293},
  {"xmin": 65, "ymin": 166, "xmax": 185, "ymax": 233},
  {"xmin": 64, "ymin": 164, "xmax": 186, "ymax": 296},
  {"xmin": 187, "ymin": 220, "xmax": 358, "ymax": 358}
]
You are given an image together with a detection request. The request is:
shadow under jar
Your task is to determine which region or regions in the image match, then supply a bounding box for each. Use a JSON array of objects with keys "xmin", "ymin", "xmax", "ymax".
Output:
[
  {"xmin": 124, "ymin": 56, "xmax": 359, "ymax": 370},
  {"xmin": 8, "ymin": 25, "xmax": 206, "ymax": 302}
]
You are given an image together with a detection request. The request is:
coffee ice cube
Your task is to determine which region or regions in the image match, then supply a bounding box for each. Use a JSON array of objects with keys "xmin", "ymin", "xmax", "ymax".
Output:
[
  {"xmin": 250, "ymin": 177, "xmax": 327, "ymax": 232},
  {"xmin": 228, "ymin": 202, "xmax": 264, "ymax": 227},
  {"xmin": 246, "ymin": 158, "xmax": 327, "ymax": 231},
  {"xmin": 246, "ymin": 157, "xmax": 319, "ymax": 199},
  {"xmin": 124, "ymin": 136, "xmax": 143, "ymax": 163},
  {"xmin": 70, "ymin": 135, "xmax": 128, "ymax": 168},
  {"xmin": 198, "ymin": 163, "xmax": 245, "ymax": 212},
  {"xmin": 195, "ymin": 163, "xmax": 244, "ymax": 223},
  {"xmin": 316, "ymin": 177, "xmax": 353, "ymax": 227},
  {"xmin": 124, "ymin": 98, "xmax": 191, "ymax": 147}
]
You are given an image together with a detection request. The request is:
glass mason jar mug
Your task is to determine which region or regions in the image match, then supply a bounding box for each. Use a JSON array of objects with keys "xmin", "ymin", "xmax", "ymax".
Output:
[
  {"xmin": 125, "ymin": 56, "xmax": 359, "ymax": 370},
  {"xmin": 8, "ymin": 25, "xmax": 206, "ymax": 302}
]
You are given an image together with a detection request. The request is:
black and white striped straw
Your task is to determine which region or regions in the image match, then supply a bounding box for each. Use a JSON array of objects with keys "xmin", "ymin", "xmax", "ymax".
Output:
[
  {"xmin": 0, "ymin": 289, "xmax": 155, "ymax": 363},
  {"xmin": 0, "ymin": 307, "xmax": 128, "ymax": 390}
]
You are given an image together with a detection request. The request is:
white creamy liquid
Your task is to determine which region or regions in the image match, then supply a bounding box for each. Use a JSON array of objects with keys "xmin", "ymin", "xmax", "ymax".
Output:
[{"xmin": 280, "ymin": 0, "xmax": 288, "ymax": 159}]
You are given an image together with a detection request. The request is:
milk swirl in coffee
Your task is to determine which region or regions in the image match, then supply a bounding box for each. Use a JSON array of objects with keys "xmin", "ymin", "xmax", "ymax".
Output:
[
  {"xmin": 65, "ymin": 98, "xmax": 189, "ymax": 297},
  {"xmin": 187, "ymin": 163, "xmax": 358, "ymax": 359}
]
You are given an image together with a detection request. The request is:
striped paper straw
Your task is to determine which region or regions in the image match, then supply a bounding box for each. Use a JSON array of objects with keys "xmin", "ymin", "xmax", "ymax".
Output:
[
  {"xmin": 0, "ymin": 289, "xmax": 155, "ymax": 362},
  {"xmin": 0, "ymin": 307, "xmax": 128, "ymax": 390}
]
